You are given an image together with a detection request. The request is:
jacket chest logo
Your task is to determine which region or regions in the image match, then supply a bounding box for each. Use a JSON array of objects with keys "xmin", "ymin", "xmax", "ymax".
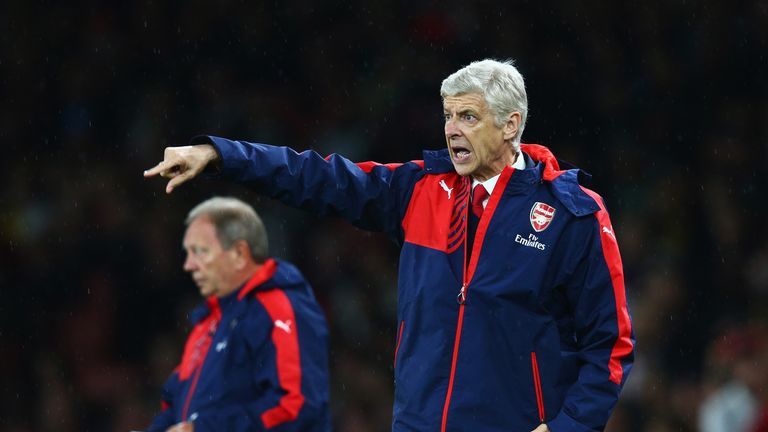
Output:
[
  {"xmin": 530, "ymin": 202, "xmax": 556, "ymax": 232},
  {"xmin": 439, "ymin": 179, "xmax": 454, "ymax": 199},
  {"xmin": 275, "ymin": 319, "xmax": 293, "ymax": 333}
]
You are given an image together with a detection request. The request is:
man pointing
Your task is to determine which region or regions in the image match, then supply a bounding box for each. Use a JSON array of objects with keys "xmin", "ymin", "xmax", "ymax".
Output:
[{"xmin": 146, "ymin": 59, "xmax": 634, "ymax": 432}]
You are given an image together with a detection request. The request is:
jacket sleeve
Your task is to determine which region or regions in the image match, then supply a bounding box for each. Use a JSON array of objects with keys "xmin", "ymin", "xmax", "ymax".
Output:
[
  {"xmin": 193, "ymin": 135, "xmax": 422, "ymax": 242},
  {"xmin": 146, "ymin": 374, "xmax": 180, "ymax": 432},
  {"xmin": 191, "ymin": 292, "xmax": 322, "ymax": 432},
  {"xmin": 548, "ymin": 190, "xmax": 635, "ymax": 432}
]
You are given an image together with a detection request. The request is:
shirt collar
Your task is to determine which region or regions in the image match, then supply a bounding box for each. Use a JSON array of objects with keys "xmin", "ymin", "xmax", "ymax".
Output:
[{"xmin": 471, "ymin": 151, "xmax": 525, "ymax": 196}]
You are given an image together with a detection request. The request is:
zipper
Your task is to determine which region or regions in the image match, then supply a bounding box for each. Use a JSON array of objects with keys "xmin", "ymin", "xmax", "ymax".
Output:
[
  {"xmin": 181, "ymin": 321, "xmax": 218, "ymax": 420},
  {"xmin": 457, "ymin": 177, "xmax": 471, "ymax": 305},
  {"xmin": 440, "ymin": 301, "xmax": 466, "ymax": 432},
  {"xmin": 531, "ymin": 352, "xmax": 546, "ymax": 423},
  {"xmin": 393, "ymin": 320, "xmax": 405, "ymax": 369},
  {"xmin": 440, "ymin": 169, "xmax": 515, "ymax": 431},
  {"xmin": 181, "ymin": 358, "xmax": 205, "ymax": 420},
  {"xmin": 456, "ymin": 284, "xmax": 466, "ymax": 304}
]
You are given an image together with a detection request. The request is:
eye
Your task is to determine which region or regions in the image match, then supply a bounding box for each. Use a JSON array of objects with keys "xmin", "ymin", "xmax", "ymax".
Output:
[
  {"xmin": 187, "ymin": 246, "xmax": 209, "ymax": 257},
  {"xmin": 462, "ymin": 113, "xmax": 476, "ymax": 122},
  {"xmin": 443, "ymin": 113, "xmax": 451, "ymax": 122}
]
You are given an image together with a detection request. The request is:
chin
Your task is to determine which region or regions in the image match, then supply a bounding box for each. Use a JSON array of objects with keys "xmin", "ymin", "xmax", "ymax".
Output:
[{"xmin": 453, "ymin": 165, "xmax": 473, "ymax": 177}]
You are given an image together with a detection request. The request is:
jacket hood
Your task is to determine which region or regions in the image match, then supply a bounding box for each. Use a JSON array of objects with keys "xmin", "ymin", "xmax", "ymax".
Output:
[
  {"xmin": 236, "ymin": 258, "xmax": 309, "ymax": 299},
  {"xmin": 189, "ymin": 258, "xmax": 310, "ymax": 324}
]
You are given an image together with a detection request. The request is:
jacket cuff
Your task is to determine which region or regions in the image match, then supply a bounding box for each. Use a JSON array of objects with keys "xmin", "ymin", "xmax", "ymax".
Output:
[
  {"xmin": 190, "ymin": 417, "xmax": 213, "ymax": 432},
  {"xmin": 189, "ymin": 135, "xmax": 225, "ymax": 177},
  {"xmin": 546, "ymin": 409, "xmax": 598, "ymax": 432}
]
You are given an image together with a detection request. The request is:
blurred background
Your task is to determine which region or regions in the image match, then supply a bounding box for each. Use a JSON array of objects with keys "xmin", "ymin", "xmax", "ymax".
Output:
[{"xmin": 1, "ymin": 1, "xmax": 767, "ymax": 431}]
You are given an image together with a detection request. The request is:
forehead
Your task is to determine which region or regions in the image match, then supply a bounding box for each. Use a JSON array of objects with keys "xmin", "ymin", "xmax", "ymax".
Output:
[
  {"xmin": 183, "ymin": 217, "xmax": 221, "ymax": 246},
  {"xmin": 443, "ymin": 93, "xmax": 488, "ymax": 111}
]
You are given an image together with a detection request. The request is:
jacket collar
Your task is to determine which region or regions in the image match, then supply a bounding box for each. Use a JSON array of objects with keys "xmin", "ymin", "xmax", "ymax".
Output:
[
  {"xmin": 189, "ymin": 258, "xmax": 279, "ymax": 324},
  {"xmin": 237, "ymin": 258, "xmax": 278, "ymax": 300},
  {"xmin": 422, "ymin": 146, "xmax": 550, "ymax": 188},
  {"xmin": 422, "ymin": 144, "xmax": 599, "ymax": 216}
]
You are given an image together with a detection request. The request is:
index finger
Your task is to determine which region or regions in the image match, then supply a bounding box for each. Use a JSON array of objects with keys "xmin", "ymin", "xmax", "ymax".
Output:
[{"xmin": 143, "ymin": 159, "xmax": 177, "ymax": 177}]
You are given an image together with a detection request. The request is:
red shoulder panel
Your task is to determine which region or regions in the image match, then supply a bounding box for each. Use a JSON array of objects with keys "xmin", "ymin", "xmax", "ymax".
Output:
[
  {"xmin": 401, "ymin": 174, "xmax": 469, "ymax": 253},
  {"xmin": 355, "ymin": 160, "xmax": 424, "ymax": 173}
]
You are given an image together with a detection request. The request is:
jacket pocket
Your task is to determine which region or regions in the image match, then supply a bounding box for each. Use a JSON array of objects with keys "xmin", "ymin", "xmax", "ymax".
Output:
[
  {"xmin": 531, "ymin": 351, "xmax": 546, "ymax": 423},
  {"xmin": 393, "ymin": 320, "xmax": 405, "ymax": 369}
]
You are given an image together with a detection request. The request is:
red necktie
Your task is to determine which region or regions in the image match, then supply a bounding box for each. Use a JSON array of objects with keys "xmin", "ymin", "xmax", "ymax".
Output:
[{"xmin": 472, "ymin": 184, "xmax": 489, "ymax": 218}]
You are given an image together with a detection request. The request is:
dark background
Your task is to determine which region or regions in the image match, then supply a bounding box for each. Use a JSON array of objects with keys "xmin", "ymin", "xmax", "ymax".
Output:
[{"xmin": 2, "ymin": 1, "xmax": 767, "ymax": 431}]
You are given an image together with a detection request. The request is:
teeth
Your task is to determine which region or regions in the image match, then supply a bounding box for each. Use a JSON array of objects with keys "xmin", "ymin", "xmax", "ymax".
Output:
[{"xmin": 456, "ymin": 150, "xmax": 469, "ymax": 157}]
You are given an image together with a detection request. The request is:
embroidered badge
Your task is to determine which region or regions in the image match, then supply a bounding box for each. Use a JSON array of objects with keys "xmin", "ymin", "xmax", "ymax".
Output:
[{"xmin": 530, "ymin": 202, "xmax": 556, "ymax": 232}]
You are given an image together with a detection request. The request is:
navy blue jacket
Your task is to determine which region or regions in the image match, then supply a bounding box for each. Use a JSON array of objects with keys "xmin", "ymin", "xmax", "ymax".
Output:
[
  {"xmin": 148, "ymin": 258, "xmax": 331, "ymax": 432},
  {"xmin": 198, "ymin": 136, "xmax": 635, "ymax": 432}
]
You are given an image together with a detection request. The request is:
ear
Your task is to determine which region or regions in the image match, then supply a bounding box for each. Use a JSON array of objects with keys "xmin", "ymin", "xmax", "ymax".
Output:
[
  {"xmin": 231, "ymin": 240, "xmax": 253, "ymax": 270},
  {"xmin": 502, "ymin": 111, "xmax": 521, "ymax": 141}
]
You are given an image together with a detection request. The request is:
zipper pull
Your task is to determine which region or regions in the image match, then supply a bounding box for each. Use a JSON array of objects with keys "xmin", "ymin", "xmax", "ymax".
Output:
[{"xmin": 457, "ymin": 284, "xmax": 466, "ymax": 305}]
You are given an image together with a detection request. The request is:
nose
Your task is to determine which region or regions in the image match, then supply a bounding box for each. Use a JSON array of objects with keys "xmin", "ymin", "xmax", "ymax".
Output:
[
  {"xmin": 183, "ymin": 253, "xmax": 197, "ymax": 272},
  {"xmin": 444, "ymin": 115, "xmax": 461, "ymax": 138}
]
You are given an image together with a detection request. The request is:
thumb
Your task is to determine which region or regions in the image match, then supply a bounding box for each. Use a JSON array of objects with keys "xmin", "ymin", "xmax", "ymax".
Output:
[{"xmin": 165, "ymin": 170, "xmax": 194, "ymax": 193}]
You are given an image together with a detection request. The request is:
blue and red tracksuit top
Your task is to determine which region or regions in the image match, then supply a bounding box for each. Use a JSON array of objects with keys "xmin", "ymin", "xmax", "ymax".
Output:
[
  {"xmin": 148, "ymin": 258, "xmax": 331, "ymax": 432},
  {"xmin": 195, "ymin": 135, "xmax": 635, "ymax": 432}
]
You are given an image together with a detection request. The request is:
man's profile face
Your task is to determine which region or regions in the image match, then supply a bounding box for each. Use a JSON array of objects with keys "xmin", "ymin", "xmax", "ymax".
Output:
[
  {"xmin": 182, "ymin": 217, "xmax": 238, "ymax": 297},
  {"xmin": 443, "ymin": 93, "xmax": 517, "ymax": 181}
]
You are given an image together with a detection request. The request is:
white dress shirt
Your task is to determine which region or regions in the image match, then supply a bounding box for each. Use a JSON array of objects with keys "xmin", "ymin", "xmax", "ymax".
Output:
[{"xmin": 471, "ymin": 151, "xmax": 526, "ymax": 209}]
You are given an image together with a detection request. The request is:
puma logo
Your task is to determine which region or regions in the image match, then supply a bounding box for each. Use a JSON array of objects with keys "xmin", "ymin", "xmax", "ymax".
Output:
[
  {"xmin": 274, "ymin": 319, "xmax": 292, "ymax": 334},
  {"xmin": 602, "ymin": 226, "xmax": 616, "ymax": 240},
  {"xmin": 439, "ymin": 179, "xmax": 453, "ymax": 199}
]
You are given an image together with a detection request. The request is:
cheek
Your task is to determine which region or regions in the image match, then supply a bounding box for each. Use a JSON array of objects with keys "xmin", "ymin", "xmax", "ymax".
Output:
[
  {"xmin": 199, "ymin": 257, "xmax": 216, "ymax": 271},
  {"xmin": 471, "ymin": 137, "xmax": 487, "ymax": 157}
]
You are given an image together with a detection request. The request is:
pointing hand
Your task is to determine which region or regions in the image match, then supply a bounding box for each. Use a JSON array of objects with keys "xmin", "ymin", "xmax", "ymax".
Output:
[{"xmin": 144, "ymin": 145, "xmax": 219, "ymax": 193}]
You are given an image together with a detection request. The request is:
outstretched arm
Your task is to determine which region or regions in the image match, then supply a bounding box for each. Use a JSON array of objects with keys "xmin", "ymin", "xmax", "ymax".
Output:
[
  {"xmin": 145, "ymin": 136, "xmax": 424, "ymax": 240},
  {"xmin": 143, "ymin": 145, "xmax": 219, "ymax": 193}
]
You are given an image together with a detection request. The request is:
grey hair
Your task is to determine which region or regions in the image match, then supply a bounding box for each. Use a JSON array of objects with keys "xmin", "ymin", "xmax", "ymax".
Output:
[
  {"xmin": 440, "ymin": 59, "xmax": 528, "ymax": 150},
  {"xmin": 186, "ymin": 196, "xmax": 268, "ymax": 263}
]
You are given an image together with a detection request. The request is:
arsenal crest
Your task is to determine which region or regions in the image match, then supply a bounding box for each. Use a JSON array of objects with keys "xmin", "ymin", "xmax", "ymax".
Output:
[{"xmin": 530, "ymin": 202, "xmax": 556, "ymax": 232}]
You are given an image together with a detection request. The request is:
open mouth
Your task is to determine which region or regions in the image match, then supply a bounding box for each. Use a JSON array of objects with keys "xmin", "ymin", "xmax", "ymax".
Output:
[{"xmin": 451, "ymin": 145, "xmax": 472, "ymax": 162}]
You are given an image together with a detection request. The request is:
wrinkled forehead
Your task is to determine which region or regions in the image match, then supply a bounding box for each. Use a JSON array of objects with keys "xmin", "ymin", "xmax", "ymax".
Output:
[
  {"xmin": 183, "ymin": 217, "xmax": 221, "ymax": 247},
  {"xmin": 442, "ymin": 92, "xmax": 489, "ymax": 112}
]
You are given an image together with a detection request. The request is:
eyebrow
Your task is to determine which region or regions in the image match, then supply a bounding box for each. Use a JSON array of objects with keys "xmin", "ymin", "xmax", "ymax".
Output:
[
  {"xmin": 461, "ymin": 109, "xmax": 477, "ymax": 114},
  {"xmin": 443, "ymin": 108, "xmax": 479, "ymax": 115}
]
